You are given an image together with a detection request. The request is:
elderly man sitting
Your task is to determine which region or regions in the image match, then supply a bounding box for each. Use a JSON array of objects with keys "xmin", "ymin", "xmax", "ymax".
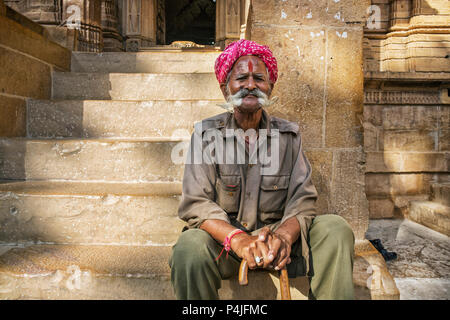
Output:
[{"xmin": 169, "ymin": 39, "xmax": 355, "ymax": 300}]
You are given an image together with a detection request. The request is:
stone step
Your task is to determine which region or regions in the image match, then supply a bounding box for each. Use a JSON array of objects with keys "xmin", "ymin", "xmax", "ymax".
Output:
[
  {"xmin": 0, "ymin": 244, "xmax": 312, "ymax": 300},
  {"xmin": 0, "ymin": 180, "xmax": 184, "ymax": 245},
  {"xmin": 52, "ymin": 72, "xmax": 224, "ymax": 101},
  {"xmin": 431, "ymin": 183, "xmax": 450, "ymax": 207},
  {"xmin": 71, "ymin": 51, "xmax": 220, "ymax": 74},
  {"xmin": 409, "ymin": 201, "xmax": 450, "ymax": 236},
  {"xmin": 0, "ymin": 242, "xmax": 383, "ymax": 300},
  {"xmin": 0, "ymin": 138, "xmax": 186, "ymax": 181},
  {"xmin": 27, "ymin": 99, "xmax": 224, "ymax": 138}
]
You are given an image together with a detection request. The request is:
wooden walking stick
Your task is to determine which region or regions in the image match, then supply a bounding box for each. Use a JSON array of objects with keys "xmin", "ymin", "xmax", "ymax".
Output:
[{"xmin": 239, "ymin": 259, "xmax": 292, "ymax": 300}]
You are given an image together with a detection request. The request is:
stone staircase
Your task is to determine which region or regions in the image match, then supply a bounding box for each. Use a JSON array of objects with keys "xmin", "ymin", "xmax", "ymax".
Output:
[
  {"xmin": 0, "ymin": 50, "xmax": 226, "ymax": 299},
  {"xmin": 0, "ymin": 49, "xmax": 399, "ymax": 300}
]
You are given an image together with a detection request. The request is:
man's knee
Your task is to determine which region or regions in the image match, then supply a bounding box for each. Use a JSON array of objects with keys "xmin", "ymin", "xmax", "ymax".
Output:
[
  {"xmin": 170, "ymin": 228, "xmax": 217, "ymax": 270},
  {"xmin": 312, "ymin": 214, "xmax": 355, "ymax": 249}
]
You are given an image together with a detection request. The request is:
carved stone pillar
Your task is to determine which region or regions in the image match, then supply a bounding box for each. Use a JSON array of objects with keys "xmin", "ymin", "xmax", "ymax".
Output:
[
  {"xmin": 216, "ymin": 0, "xmax": 246, "ymax": 48},
  {"xmin": 122, "ymin": 0, "xmax": 158, "ymax": 51},
  {"xmin": 102, "ymin": 0, "xmax": 123, "ymax": 51}
]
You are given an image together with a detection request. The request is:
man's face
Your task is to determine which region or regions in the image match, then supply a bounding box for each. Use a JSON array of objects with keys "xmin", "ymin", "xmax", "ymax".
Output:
[{"xmin": 220, "ymin": 55, "xmax": 274, "ymax": 113}]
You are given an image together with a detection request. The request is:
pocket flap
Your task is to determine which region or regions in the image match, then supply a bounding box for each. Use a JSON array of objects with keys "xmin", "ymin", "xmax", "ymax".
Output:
[
  {"xmin": 217, "ymin": 176, "xmax": 241, "ymax": 192},
  {"xmin": 260, "ymin": 175, "xmax": 290, "ymax": 191}
]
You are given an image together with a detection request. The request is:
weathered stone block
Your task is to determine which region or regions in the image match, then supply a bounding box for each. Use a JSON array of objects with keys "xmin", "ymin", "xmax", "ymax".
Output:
[
  {"xmin": 382, "ymin": 59, "xmax": 408, "ymax": 72},
  {"xmin": 381, "ymin": 130, "xmax": 436, "ymax": 152},
  {"xmin": 0, "ymin": 46, "xmax": 51, "ymax": 99},
  {"xmin": 363, "ymin": 122, "xmax": 379, "ymax": 151},
  {"xmin": 368, "ymin": 198, "xmax": 394, "ymax": 219},
  {"xmin": 304, "ymin": 149, "xmax": 333, "ymax": 215},
  {"xmin": 365, "ymin": 173, "xmax": 433, "ymax": 197},
  {"xmin": 326, "ymin": 27, "xmax": 364, "ymax": 148},
  {"xmin": 330, "ymin": 149, "xmax": 369, "ymax": 240},
  {"xmin": 440, "ymin": 106, "xmax": 449, "ymax": 130},
  {"xmin": 382, "ymin": 106, "xmax": 440, "ymax": 130},
  {"xmin": 439, "ymin": 130, "xmax": 449, "ymax": 151},
  {"xmin": 366, "ymin": 152, "xmax": 449, "ymax": 173},
  {"xmin": 411, "ymin": 58, "xmax": 450, "ymax": 72},
  {"xmin": 0, "ymin": 95, "xmax": 26, "ymax": 137},
  {"xmin": 363, "ymin": 105, "xmax": 383, "ymax": 126},
  {"xmin": 432, "ymin": 183, "xmax": 450, "ymax": 206}
]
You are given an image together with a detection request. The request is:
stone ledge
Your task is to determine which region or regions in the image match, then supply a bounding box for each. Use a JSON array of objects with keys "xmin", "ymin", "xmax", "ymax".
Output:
[
  {"xmin": 409, "ymin": 201, "xmax": 450, "ymax": 236},
  {"xmin": 364, "ymin": 71, "xmax": 450, "ymax": 82}
]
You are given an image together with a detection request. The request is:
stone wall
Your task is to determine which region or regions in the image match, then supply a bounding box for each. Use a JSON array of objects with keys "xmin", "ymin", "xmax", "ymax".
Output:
[
  {"xmin": 363, "ymin": 0, "xmax": 450, "ymax": 219},
  {"xmin": 364, "ymin": 74, "xmax": 449, "ymax": 218},
  {"xmin": 247, "ymin": 0, "xmax": 371, "ymax": 240},
  {"xmin": 0, "ymin": 1, "xmax": 71, "ymax": 137}
]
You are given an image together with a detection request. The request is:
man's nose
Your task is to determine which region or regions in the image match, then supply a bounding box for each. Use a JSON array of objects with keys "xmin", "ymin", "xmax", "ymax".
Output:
[{"xmin": 245, "ymin": 76, "xmax": 257, "ymax": 91}]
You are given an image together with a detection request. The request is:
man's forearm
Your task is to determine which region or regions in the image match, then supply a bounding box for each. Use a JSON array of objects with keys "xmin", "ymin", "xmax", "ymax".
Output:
[{"xmin": 199, "ymin": 219, "xmax": 245, "ymax": 245}]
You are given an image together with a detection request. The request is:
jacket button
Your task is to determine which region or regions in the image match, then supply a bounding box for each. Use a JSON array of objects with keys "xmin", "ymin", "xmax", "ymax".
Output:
[
  {"xmin": 228, "ymin": 192, "xmax": 234, "ymax": 196},
  {"xmin": 243, "ymin": 223, "xmax": 248, "ymax": 228},
  {"xmin": 273, "ymin": 185, "xmax": 278, "ymax": 190}
]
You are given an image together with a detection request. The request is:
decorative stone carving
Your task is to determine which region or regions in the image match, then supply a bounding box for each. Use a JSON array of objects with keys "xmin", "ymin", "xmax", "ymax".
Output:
[{"xmin": 365, "ymin": 91, "xmax": 443, "ymax": 105}]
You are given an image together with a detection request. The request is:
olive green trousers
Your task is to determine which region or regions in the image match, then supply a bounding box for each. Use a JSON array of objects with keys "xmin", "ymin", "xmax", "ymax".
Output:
[{"xmin": 168, "ymin": 214, "xmax": 355, "ymax": 300}]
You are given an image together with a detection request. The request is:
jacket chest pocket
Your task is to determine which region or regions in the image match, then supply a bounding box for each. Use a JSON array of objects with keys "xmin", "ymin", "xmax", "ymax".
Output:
[
  {"xmin": 215, "ymin": 176, "xmax": 241, "ymax": 214},
  {"xmin": 259, "ymin": 175, "xmax": 290, "ymax": 214}
]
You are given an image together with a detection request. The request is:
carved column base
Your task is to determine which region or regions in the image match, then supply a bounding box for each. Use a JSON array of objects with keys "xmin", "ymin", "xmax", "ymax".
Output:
[
  {"xmin": 103, "ymin": 32, "xmax": 123, "ymax": 51},
  {"xmin": 125, "ymin": 36, "xmax": 154, "ymax": 51}
]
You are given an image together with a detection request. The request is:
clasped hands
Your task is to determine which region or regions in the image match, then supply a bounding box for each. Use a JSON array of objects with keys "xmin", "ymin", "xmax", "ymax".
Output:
[{"xmin": 230, "ymin": 226, "xmax": 292, "ymax": 271}]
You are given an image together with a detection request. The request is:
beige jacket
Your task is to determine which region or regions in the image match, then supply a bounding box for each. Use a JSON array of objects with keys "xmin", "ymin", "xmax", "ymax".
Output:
[{"xmin": 178, "ymin": 109, "xmax": 318, "ymax": 275}]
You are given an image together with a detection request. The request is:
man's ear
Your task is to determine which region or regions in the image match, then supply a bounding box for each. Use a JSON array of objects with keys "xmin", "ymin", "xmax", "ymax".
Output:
[{"xmin": 220, "ymin": 83, "xmax": 229, "ymax": 100}]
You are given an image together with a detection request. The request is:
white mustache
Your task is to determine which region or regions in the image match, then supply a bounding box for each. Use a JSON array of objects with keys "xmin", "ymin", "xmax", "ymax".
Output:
[{"xmin": 218, "ymin": 89, "xmax": 278, "ymax": 113}]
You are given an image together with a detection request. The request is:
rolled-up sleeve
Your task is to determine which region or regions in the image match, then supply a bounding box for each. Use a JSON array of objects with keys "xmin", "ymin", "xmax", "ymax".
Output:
[{"xmin": 177, "ymin": 129, "xmax": 231, "ymax": 229}]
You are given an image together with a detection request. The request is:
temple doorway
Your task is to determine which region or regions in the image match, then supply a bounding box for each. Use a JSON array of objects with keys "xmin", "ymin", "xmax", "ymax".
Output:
[{"xmin": 164, "ymin": 0, "xmax": 216, "ymax": 46}]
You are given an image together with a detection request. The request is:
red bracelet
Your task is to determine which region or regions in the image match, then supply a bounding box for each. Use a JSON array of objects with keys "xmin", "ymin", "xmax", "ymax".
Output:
[{"xmin": 215, "ymin": 229, "xmax": 246, "ymax": 261}]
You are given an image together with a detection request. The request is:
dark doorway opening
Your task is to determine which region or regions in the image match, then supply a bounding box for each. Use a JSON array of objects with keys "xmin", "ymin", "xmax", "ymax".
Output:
[{"xmin": 165, "ymin": 0, "xmax": 216, "ymax": 45}]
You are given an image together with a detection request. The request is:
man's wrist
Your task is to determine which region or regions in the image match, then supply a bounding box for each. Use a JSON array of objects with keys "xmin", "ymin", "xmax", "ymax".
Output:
[
  {"xmin": 230, "ymin": 232, "xmax": 248, "ymax": 252},
  {"xmin": 274, "ymin": 231, "xmax": 294, "ymax": 247}
]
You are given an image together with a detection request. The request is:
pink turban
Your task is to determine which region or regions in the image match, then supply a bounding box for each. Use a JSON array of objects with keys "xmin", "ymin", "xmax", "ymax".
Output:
[{"xmin": 214, "ymin": 39, "xmax": 278, "ymax": 84}]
